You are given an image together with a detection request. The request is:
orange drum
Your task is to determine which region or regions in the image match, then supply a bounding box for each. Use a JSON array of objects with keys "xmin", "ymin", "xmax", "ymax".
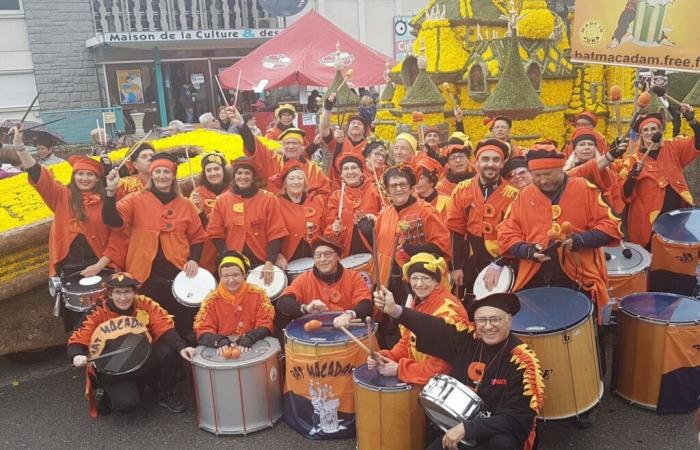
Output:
[
  {"xmin": 650, "ymin": 208, "xmax": 700, "ymax": 296},
  {"xmin": 604, "ymin": 242, "xmax": 651, "ymax": 308},
  {"xmin": 340, "ymin": 253, "xmax": 375, "ymax": 289}
]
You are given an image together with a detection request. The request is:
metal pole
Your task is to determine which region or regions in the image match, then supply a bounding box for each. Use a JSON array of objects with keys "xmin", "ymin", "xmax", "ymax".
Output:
[{"xmin": 153, "ymin": 47, "xmax": 168, "ymax": 126}]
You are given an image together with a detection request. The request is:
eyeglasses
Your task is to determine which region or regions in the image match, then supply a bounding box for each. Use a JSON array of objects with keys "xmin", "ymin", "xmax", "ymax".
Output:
[
  {"xmin": 507, "ymin": 169, "xmax": 529, "ymax": 179},
  {"xmin": 409, "ymin": 275, "xmax": 434, "ymax": 284},
  {"xmin": 388, "ymin": 182, "xmax": 410, "ymax": 191},
  {"xmin": 313, "ymin": 251, "xmax": 335, "ymax": 259},
  {"xmin": 448, "ymin": 153, "xmax": 468, "ymax": 161},
  {"xmin": 111, "ymin": 289, "xmax": 135, "ymax": 297},
  {"xmin": 474, "ymin": 316, "xmax": 505, "ymax": 327}
]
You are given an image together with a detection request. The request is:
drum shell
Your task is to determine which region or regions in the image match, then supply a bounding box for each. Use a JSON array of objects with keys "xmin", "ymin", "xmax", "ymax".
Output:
[
  {"xmin": 60, "ymin": 273, "xmax": 109, "ymax": 312},
  {"xmin": 286, "ymin": 257, "xmax": 314, "ymax": 283},
  {"xmin": 513, "ymin": 312, "xmax": 602, "ymax": 420},
  {"xmin": 354, "ymin": 367, "xmax": 425, "ymax": 450},
  {"xmin": 608, "ymin": 271, "xmax": 648, "ymax": 305},
  {"xmin": 340, "ymin": 254, "xmax": 376, "ymax": 288},
  {"xmin": 191, "ymin": 337, "xmax": 282, "ymax": 435}
]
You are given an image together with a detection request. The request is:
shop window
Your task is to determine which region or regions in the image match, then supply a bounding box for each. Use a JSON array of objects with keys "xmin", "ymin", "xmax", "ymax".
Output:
[
  {"xmin": 527, "ymin": 62, "xmax": 542, "ymax": 92},
  {"xmin": 468, "ymin": 64, "xmax": 486, "ymax": 94},
  {"xmin": 0, "ymin": 0, "xmax": 21, "ymax": 11}
]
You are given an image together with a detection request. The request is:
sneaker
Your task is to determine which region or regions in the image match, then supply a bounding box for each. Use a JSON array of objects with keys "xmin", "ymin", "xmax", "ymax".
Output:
[{"xmin": 158, "ymin": 391, "xmax": 186, "ymax": 413}]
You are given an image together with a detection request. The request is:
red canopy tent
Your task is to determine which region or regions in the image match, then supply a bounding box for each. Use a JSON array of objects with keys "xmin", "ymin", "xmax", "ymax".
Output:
[{"xmin": 219, "ymin": 10, "xmax": 393, "ymax": 90}]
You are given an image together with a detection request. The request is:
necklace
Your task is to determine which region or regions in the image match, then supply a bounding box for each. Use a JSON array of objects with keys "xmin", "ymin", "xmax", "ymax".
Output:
[{"xmin": 473, "ymin": 336, "xmax": 510, "ymax": 391}]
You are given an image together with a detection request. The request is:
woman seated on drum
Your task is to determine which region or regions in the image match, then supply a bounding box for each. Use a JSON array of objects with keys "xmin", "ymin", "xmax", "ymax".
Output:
[
  {"xmin": 68, "ymin": 272, "xmax": 195, "ymax": 416},
  {"xmin": 103, "ymin": 152, "xmax": 208, "ymax": 344},
  {"xmin": 11, "ymin": 125, "xmax": 117, "ymax": 330},
  {"xmin": 189, "ymin": 152, "xmax": 232, "ymax": 273},
  {"xmin": 193, "ymin": 250, "xmax": 275, "ymax": 353},
  {"xmin": 367, "ymin": 253, "xmax": 470, "ymax": 386},
  {"xmin": 325, "ymin": 152, "xmax": 383, "ymax": 257},
  {"xmin": 272, "ymin": 159, "xmax": 326, "ymax": 269},
  {"xmin": 206, "ymin": 156, "xmax": 289, "ymax": 286},
  {"xmin": 275, "ymin": 236, "xmax": 373, "ymax": 328},
  {"xmin": 374, "ymin": 289, "xmax": 543, "ymax": 450}
]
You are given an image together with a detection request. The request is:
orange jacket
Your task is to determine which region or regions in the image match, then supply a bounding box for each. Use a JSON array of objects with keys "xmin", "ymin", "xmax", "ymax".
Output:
[
  {"xmin": 30, "ymin": 165, "xmax": 113, "ymax": 276},
  {"xmin": 281, "ymin": 267, "xmax": 371, "ymax": 312},
  {"xmin": 620, "ymin": 138, "xmax": 698, "ymax": 246},
  {"xmin": 207, "ymin": 188, "xmax": 289, "ymax": 264},
  {"xmin": 115, "ymin": 191, "xmax": 208, "ymax": 283},
  {"xmin": 193, "ymin": 282, "xmax": 275, "ymax": 338},
  {"xmin": 436, "ymin": 177, "xmax": 457, "ymax": 197},
  {"xmin": 380, "ymin": 285, "xmax": 471, "ymax": 385},
  {"xmin": 446, "ymin": 178, "xmax": 519, "ymax": 258},
  {"xmin": 375, "ymin": 198, "xmax": 451, "ymax": 287},
  {"xmin": 498, "ymin": 177, "xmax": 622, "ymax": 316},
  {"xmin": 278, "ymin": 193, "xmax": 326, "ymax": 260},
  {"xmin": 192, "ymin": 185, "xmax": 221, "ymax": 273},
  {"xmin": 248, "ymin": 137, "xmax": 332, "ymax": 199},
  {"xmin": 324, "ymin": 178, "xmax": 382, "ymax": 257},
  {"xmin": 68, "ymin": 295, "xmax": 176, "ymax": 348},
  {"xmin": 567, "ymin": 159, "xmax": 625, "ymax": 214},
  {"xmin": 324, "ymin": 136, "xmax": 368, "ymax": 190}
]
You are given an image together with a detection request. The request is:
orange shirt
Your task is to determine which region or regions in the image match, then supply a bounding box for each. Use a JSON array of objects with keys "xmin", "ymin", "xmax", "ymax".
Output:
[
  {"xmin": 380, "ymin": 285, "xmax": 471, "ymax": 385},
  {"xmin": 620, "ymin": 137, "xmax": 698, "ymax": 246},
  {"xmin": 498, "ymin": 177, "xmax": 622, "ymax": 316},
  {"xmin": 375, "ymin": 198, "xmax": 451, "ymax": 287},
  {"xmin": 278, "ymin": 193, "xmax": 326, "ymax": 260},
  {"xmin": 115, "ymin": 191, "xmax": 208, "ymax": 283},
  {"xmin": 567, "ymin": 159, "xmax": 625, "ymax": 214},
  {"xmin": 281, "ymin": 267, "xmax": 371, "ymax": 312},
  {"xmin": 248, "ymin": 137, "xmax": 332, "ymax": 199},
  {"xmin": 193, "ymin": 282, "xmax": 275, "ymax": 338},
  {"xmin": 192, "ymin": 185, "xmax": 221, "ymax": 273},
  {"xmin": 446, "ymin": 178, "xmax": 519, "ymax": 258},
  {"xmin": 324, "ymin": 178, "xmax": 382, "ymax": 257},
  {"xmin": 30, "ymin": 165, "xmax": 113, "ymax": 276},
  {"xmin": 206, "ymin": 188, "xmax": 289, "ymax": 264}
]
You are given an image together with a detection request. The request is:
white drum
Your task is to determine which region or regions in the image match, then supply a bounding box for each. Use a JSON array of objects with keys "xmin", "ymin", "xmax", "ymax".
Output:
[
  {"xmin": 191, "ymin": 337, "xmax": 282, "ymax": 435},
  {"xmin": 473, "ymin": 265, "xmax": 514, "ymax": 300},
  {"xmin": 419, "ymin": 374, "xmax": 485, "ymax": 445},
  {"xmin": 340, "ymin": 253, "xmax": 375, "ymax": 289},
  {"xmin": 172, "ymin": 268, "xmax": 216, "ymax": 308},
  {"xmin": 286, "ymin": 257, "xmax": 314, "ymax": 282},
  {"xmin": 246, "ymin": 265, "xmax": 287, "ymax": 301}
]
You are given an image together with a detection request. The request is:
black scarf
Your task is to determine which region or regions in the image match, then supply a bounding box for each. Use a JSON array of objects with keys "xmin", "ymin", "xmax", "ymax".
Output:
[
  {"xmin": 313, "ymin": 264, "xmax": 344, "ymax": 284},
  {"xmin": 232, "ymin": 184, "xmax": 259, "ymax": 198}
]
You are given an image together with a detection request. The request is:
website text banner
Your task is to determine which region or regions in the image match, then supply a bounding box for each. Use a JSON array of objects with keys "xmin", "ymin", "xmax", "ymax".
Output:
[{"xmin": 571, "ymin": 0, "xmax": 700, "ymax": 73}]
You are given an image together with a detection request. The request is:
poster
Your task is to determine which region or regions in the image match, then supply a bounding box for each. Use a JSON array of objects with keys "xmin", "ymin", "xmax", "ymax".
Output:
[
  {"xmin": 393, "ymin": 16, "xmax": 415, "ymax": 61},
  {"xmin": 117, "ymin": 69, "xmax": 144, "ymax": 104},
  {"xmin": 571, "ymin": 0, "xmax": 700, "ymax": 72}
]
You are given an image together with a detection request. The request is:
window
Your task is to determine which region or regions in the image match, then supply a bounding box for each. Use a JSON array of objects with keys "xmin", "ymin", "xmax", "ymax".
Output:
[
  {"xmin": 0, "ymin": 0, "xmax": 21, "ymax": 11},
  {"xmin": 0, "ymin": 72, "xmax": 37, "ymax": 110},
  {"xmin": 527, "ymin": 62, "xmax": 542, "ymax": 92},
  {"xmin": 468, "ymin": 65, "xmax": 486, "ymax": 93}
]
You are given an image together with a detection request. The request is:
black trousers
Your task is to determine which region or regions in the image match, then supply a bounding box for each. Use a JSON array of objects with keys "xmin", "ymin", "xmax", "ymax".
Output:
[
  {"xmin": 426, "ymin": 433, "xmax": 519, "ymax": 450},
  {"xmin": 97, "ymin": 340, "xmax": 179, "ymax": 412},
  {"xmin": 140, "ymin": 274, "xmax": 197, "ymax": 346},
  {"xmin": 378, "ymin": 266, "xmax": 409, "ymax": 349}
]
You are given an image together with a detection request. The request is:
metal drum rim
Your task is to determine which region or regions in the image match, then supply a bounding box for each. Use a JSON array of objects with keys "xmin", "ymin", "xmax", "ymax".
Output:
[
  {"xmin": 512, "ymin": 288, "xmax": 593, "ymax": 334},
  {"xmin": 96, "ymin": 342, "xmax": 151, "ymax": 376},
  {"xmin": 191, "ymin": 337, "xmax": 281, "ymax": 369},
  {"xmin": 652, "ymin": 208, "xmax": 700, "ymax": 245},
  {"xmin": 352, "ymin": 365, "xmax": 411, "ymax": 392},
  {"xmin": 619, "ymin": 292, "xmax": 700, "ymax": 325}
]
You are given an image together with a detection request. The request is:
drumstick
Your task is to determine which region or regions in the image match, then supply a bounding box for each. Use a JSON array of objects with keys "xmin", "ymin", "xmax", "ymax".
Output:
[
  {"xmin": 184, "ymin": 146, "xmax": 197, "ymax": 190},
  {"xmin": 87, "ymin": 346, "xmax": 133, "ymax": 362},
  {"xmin": 370, "ymin": 164, "xmax": 388, "ymax": 208},
  {"xmin": 215, "ymin": 74, "xmax": 229, "ymax": 107},
  {"xmin": 338, "ymin": 325, "xmax": 372, "ymax": 355},
  {"xmin": 233, "ymin": 71, "xmax": 242, "ymax": 107},
  {"xmin": 117, "ymin": 130, "xmax": 153, "ymax": 170},
  {"xmin": 337, "ymin": 181, "xmax": 346, "ymax": 220}
]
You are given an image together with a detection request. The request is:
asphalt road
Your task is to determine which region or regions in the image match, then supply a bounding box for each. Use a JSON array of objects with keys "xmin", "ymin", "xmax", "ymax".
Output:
[{"xmin": 0, "ymin": 340, "xmax": 697, "ymax": 450}]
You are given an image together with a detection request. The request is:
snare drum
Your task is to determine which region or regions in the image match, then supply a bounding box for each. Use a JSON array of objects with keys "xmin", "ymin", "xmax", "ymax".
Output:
[
  {"xmin": 420, "ymin": 374, "xmax": 483, "ymax": 445},
  {"xmin": 89, "ymin": 317, "xmax": 152, "ymax": 376},
  {"xmin": 650, "ymin": 208, "xmax": 700, "ymax": 296},
  {"xmin": 513, "ymin": 288, "xmax": 602, "ymax": 419},
  {"xmin": 286, "ymin": 257, "xmax": 314, "ymax": 282},
  {"xmin": 191, "ymin": 337, "xmax": 282, "ymax": 435},
  {"xmin": 246, "ymin": 265, "xmax": 287, "ymax": 301},
  {"xmin": 340, "ymin": 253, "xmax": 375, "ymax": 289},
  {"xmin": 354, "ymin": 364, "xmax": 425, "ymax": 450},
  {"xmin": 60, "ymin": 270, "xmax": 112, "ymax": 312},
  {"xmin": 172, "ymin": 268, "xmax": 216, "ymax": 308},
  {"xmin": 604, "ymin": 242, "xmax": 650, "ymax": 305},
  {"xmin": 283, "ymin": 312, "xmax": 377, "ymax": 439},
  {"xmin": 473, "ymin": 265, "xmax": 514, "ymax": 300},
  {"xmin": 614, "ymin": 292, "xmax": 700, "ymax": 414}
]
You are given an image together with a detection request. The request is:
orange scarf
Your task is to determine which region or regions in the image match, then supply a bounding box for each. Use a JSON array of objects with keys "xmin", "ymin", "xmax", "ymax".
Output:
[{"xmin": 216, "ymin": 280, "xmax": 247, "ymax": 306}]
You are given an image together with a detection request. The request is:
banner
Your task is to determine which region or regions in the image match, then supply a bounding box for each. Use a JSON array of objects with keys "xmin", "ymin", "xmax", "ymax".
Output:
[
  {"xmin": 394, "ymin": 16, "xmax": 415, "ymax": 61},
  {"xmin": 571, "ymin": 0, "xmax": 700, "ymax": 73}
]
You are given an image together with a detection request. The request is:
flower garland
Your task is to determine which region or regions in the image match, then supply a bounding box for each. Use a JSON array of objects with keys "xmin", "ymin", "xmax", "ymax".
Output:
[
  {"xmin": 0, "ymin": 245, "xmax": 48, "ymax": 286},
  {"xmin": 517, "ymin": 9, "xmax": 555, "ymax": 40}
]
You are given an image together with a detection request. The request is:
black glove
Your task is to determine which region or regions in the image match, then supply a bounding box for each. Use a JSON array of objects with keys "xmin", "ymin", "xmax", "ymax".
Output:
[
  {"xmin": 323, "ymin": 95, "xmax": 336, "ymax": 111},
  {"xmin": 630, "ymin": 162, "xmax": 643, "ymax": 179},
  {"xmin": 608, "ymin": 137, "xmax": 628, "ymax": 159},
  {"xmin": 236, "ymin": 335, "xmax": 254, "ymax": 349},
  {"xmin": 683, "ymin": 107, "xmax": 696, "ymax": 123},
  {"xmin": 651, "ymin": 131, "xmax": 663, "ymax": 144},
  {"xmin": 569, "ymin": 233, "xmax": 584, "ymax": 252},
  {"xmin": 356, "ymin": 215, "xmax": 375, "ymax": 235}
]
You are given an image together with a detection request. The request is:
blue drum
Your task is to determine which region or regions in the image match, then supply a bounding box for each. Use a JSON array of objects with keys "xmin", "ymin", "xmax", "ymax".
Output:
[
  {"xmin": 283, "ymin": 312, "xmax": 375, "ymax": 440},
  {"xmin": 513, "ymin": 288, "xmax": 602, "ymax": 419},
  {"xmin": 615, "ymin": 292, "xmax": 700, "ymax": 414},
  {"xmin": 353, "ymin": 364, "xmax": 425, "ymax": 450},
  {"xmin": 650, "ymin": 208, "xmax": 700, "ymax": 296}
]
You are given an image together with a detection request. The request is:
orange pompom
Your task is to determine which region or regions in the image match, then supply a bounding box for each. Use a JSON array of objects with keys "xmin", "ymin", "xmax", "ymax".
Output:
[
  {"xmin": 638, "ymin": 91, "xmax": 652, "ymax": 108},
  {"xmin": 412, "ymin": 111, "xmax": 424, "ymax": 122},
  {"xmin": 222, "ymin": 347, "xmax": 233, "ymax": 359},
  {"xmin": 229, "ymin": 347, "xmax": 241, "ymax": 359},
  {"xmin": 609, "ymin": 85, "xmax": 622, "ymax": 102},
  {"xmin": 547, "ymin": 229, "xmax": 562, "ymax": 240},
  {"xmin": 304, "ymin": 319, "xmax": 323, "ymax": 332},
  {"xmin": 561, "ymin": 221, "xmax": 573, "ymax": 237}
]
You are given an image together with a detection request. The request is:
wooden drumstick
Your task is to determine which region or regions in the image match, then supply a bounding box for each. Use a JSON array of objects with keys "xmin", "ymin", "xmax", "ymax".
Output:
[
  {"xmin": 215, "ymin": 74, "xmax": 229, "ymax": 107},
  {"xmin": 337, "ymin": 181, "xmax": 346, "ymax": 220},
  {"xmin": 117, "ymin": 130, "xmax": 153, "ymax": 170},
  {"xmin": 338, "ymin": 325, "xmax": 372, "ymax": 354},
  {"xmin": 184, "ymin": 146, "xmax": 197, "ymax": 191}
]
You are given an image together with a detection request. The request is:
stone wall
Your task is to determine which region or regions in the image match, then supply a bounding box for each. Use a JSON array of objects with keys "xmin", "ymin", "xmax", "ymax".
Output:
[{"xmin": 22, "ymin": 0, "xmax": 101, "ymax": 111}]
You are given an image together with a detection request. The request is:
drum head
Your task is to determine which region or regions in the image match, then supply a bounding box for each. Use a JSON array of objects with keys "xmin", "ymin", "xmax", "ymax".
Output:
[
  {"xmin": 604, "ymin": 243, "xmax": 651, "ymax": 275},
  {"xmin": 246, "ymin": 265, "xmax": 287, "ymax": 299},
  {"xmin": 192, "ymin": 337, "xmax": 280, "ymax": 369},
  {"xmin": 79, "ymin": 275, "xmax": 103, "ymax": 287},
  {"xmin": 353, "ymin": 363, "xmax": 408, "ymax": 391},
  {"xmin": 513, "ymin": 288, "xmax": 592, "ymax": 334},
  {"xmin": 287, "ymin": 257, "xmax": 314, "ymax": 273},
  {"xmin": 620, "ymin": 292, "xmax": 700, "ymax": 324},
  {"xmin": 172, "ymin": 269, "xmax": 216, "ymax": 307},
  {"xmin": 652, "ymin": 208, "xmax": 700, "ymax": 244},
  {"xmin": 93, "ymin": 332, "xmax": 151, "ymax": 375},
  {"xmin": 285, "ymin": 312, "xmax": 371, "ymax": 344},
  {"xmin": 340, "ymin": 253, "xmax": 372, "ymax": 268},
  {"xmin": 473, "ymin": 266, "xmax": 513, "ymax": 300},
  {"xmin": 62, "ymin": 270, "xmax": 111, "ymax": 294}
]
